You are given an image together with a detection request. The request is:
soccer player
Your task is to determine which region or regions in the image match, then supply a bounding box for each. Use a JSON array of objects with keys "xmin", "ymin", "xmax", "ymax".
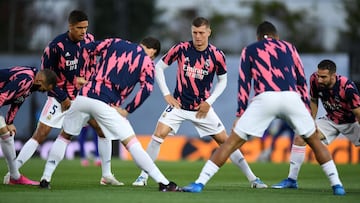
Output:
[
  {"xmin": 4, "ymin": 10, "xmax": 122, "ymax": 186},
  {"xmin": 272, "ymin": 59, "xmax": 360, "ymax": 190},
  {"xmin": 182, "ymin": 21, "xmax": 345, "ymax": 196},
  {"xmin": 39, "ymin": 37, "xmax": 180, "ymax": 192},
  {"xmin": 0, "ymin": 66, "xmax": 56, "ymax": 185},
  {"xmin": 132, "ymin": 17, "xmax": 267, "ymax": 189}
]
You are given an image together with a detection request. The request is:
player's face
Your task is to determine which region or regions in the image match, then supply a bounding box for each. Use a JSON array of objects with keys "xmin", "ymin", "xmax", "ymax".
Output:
[
  {"xmin": 317, "ymin": 69, "xmax": 335, "ymax": 89},
  {"xmin": 33, "ymin": 73, "xmax": 53, "ymax": 92},
  {"xmin": 68, "ymin": 21, "xmax": 88, "ymax": 42},
  {"xmin": 191, "ymin": 25, "xmax": 211, "ymax": 51},
  {"xmin": 143, "ymin": 47, "xmax": 157, "ymax": 60}
]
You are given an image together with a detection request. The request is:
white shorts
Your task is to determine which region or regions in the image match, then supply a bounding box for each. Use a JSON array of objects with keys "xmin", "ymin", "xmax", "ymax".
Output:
[
  {"xmin": 63, "ymin": 96, "xmax": 135, "ymax": 141},
  {"xmin": 233, "ymin": 91, "xmax": 316, "ymax": 140},
  {"xmin": 0, "ymin": 115, "xmax": 5, "ymax": 128},
  {"xmin": 158, "ymin": 105, "xmax": 225, "ymax": 137},
  {"xmin": 38, "ymin": 97, "xmax": 67, "ymax": 129},
  {"xmin": 316, "ymin": 116, "xmax": 360, "ymax": 146}
]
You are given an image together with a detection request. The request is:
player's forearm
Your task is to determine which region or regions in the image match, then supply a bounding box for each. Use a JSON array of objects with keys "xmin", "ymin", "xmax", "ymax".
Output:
[
  {"xmin": 206, "ymin": 74, "xmax": 227, "ymax": 105},
  {"xmin": 155, "ymin": 60, "xmax": 170, "ymax": 96},
  {"xmin": 6, "ymin": 104, "xmax": 21, "ymax": 124},
  {"xmin": 310, "ymin": 98, "xmax": 319, "ymax": 119},
  {"xmin": 125, "ymin": 83, "xmax": 153, "ymax": 113}
]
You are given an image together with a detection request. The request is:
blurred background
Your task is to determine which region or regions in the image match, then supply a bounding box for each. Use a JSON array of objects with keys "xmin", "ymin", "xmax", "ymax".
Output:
[
  {"xmin": 1, "ymin": 0, "xmax": 359, "ymax": 54},
  {"xmin": 0, "ymin": 0, "xmax": 359, "ymax": 163}
]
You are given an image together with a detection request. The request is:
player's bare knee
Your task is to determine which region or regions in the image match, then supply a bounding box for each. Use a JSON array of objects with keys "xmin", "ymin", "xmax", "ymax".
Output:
[
  {"xmin": 294, "ymin": 135, "xmax": 307, "ymax": 146},
  {"xmin": 0, "ymin": 117, "xmax": 7, "ymax": 134},
  {"xmin": 153, "ymin": 127, "xmax": 170, "ymax": 139},
  {"xmin": 59, "ymin": 129, "xmax": 72, "ymax": 140},
  {"xmin": 93, "ymin": 127, "xmax": 105, "ymax": 138},
  {"xmin": 213, "ymin": 131, "xmax": 227, "ymax": 145},
  {"xmin": 0, "ymin": 126, "xmax": 8, "ymax": 135},
  {"xmin": 32, "ymin": 123, "xmax": 51, "ymax": 143},
  {"xmin": 88, "ymin": 119, "xmax": 105, "ymax": 138}
]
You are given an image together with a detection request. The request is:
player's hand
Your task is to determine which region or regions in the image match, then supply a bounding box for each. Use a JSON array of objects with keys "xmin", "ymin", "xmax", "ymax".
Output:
[
  {"xmin": 61, "ymin": 98, "xmax": 71, "ymax": 112},
  {"xmin": 164, "ymin": 95, "xmax": 181, "ymax": 109},
  {"xmin": 195, "ymin": 101, "xmax": 210, "ymax": 119},
  {"xmin": 7, "ymin": 124, "xmax": 17, "ymax": 136},
  {"xmin": 111, "ymin": 105, "xmax": 129, "ymax": 117},
  {"xmin": 76, "ymin": 77, "xmax": 87, "ymax": 89}
]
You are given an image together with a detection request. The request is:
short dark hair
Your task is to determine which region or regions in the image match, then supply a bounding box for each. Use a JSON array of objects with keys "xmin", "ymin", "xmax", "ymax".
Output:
[
  {"xmin": 68, "ymin": 10, "xmax": 88, "ymax": 24},
  {"xmin": 318, "ymin": 59, "xmax": 337, "ymax": 74},
  {"xmin": 41, "ymin": 69, "xmax": 57, "ymax": 87},
  {"xmin": 192, "ymin": 17, "xmax": 210, "ymax": 28},
  {"xmin": 140, "ymin": 36, "xmax": 161, "ymax": 58},
  {"xmin": 257, "ymin": 21, "xmax": 277, "ymax": 38}
]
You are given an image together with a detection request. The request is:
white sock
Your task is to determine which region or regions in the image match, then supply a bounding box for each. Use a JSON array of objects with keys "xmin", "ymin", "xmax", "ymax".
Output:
[
  {"xmin": 41, "ymin": 136, "xmax": 69, "ymax": 182},
  {"xmin": 230, "ymin": 149, "xmax": 257, "ymax": 182},
  {"xmin": 0, "ymin": 132, "xmax": 20, "ymax": 179},
  {"xmin": 97, "ymin": 137, "xmax": 112, "ymax": 177},
  {"xmin": 321, "ymin": 160, "xmax": 342, "ymax": 186},
  {"xmin": 147, "ymin": 135, "xmax": 164, "ymax": 160},
  {"xmin": 195, "ymin": 160, "xmax": 219, "ymax": 185},
  {"xmin": 126, "ymin": 138, "xmax": 169, "ymax": 185},
  {"xmin": 16, "ymin": 138, "xmax": 39, "ymax": 169},
  {"xmin": 288, "ymin": 144, "xmax": 306, "ymax": 180},
  {"xmin": 139, "ymin": 135, "xmax": 164, "ymax": 179}
]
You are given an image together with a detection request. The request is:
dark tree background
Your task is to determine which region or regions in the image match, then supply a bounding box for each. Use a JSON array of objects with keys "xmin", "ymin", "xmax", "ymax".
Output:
[
  {"xmin": 244, "ymin": 1, "xmax": 325, "ymax": 53},
  {"xmin": 92, "ymin": 0, "xmax": 156, "ymax": 42},
  {"xmin": 339, "ymin": 0, "xmax": 360, "ymax": 83},
  {"xmin": 0, "ymin": 0, "xmax": 358, "ymax": 54},
  {"xmin": 0, "ymin": 0, "xmax": 31, "ymax": 53}
]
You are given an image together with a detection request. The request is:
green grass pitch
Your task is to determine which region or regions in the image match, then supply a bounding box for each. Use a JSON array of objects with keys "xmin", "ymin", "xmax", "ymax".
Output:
[{"xmin": 0, "ymin": 158, "xmax": 359, "ymax": 203}]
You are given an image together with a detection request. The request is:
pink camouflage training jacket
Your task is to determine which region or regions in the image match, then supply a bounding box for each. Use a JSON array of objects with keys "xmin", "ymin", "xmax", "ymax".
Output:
[
  {"xmin": 0, "ymin": 66, "xmax": 38, "ymax": 124},
  {"xmin": 161, "ymin": 41, "xmax": 226, "ymax": 111},
  {"xmin": 310, "ymin": 73, "xmax": 360, "ymax": 124},
  {"xmin": 78, "ymin": 38, "xmax": 155, "ymax": 114},
  {"xmin": 41, "ymin": 31, "xmax": 95, "ymax": 102},
  {"xmin": 237, "ymin": 37, "xmax": 310, "ymax": 117}
]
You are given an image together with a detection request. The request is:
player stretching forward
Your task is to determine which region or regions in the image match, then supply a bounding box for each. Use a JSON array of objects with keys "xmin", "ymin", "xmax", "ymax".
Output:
[
  {"xmin": 132, "ymin": 17, "xmax": 267, "ymax": 189},
  {"xmin": 183, "ymin": 21, "xmax": 345, "ymax": 196},
  {"xmin": 4, "ymin": 10, "xmax": 121, "ymax": 186},
  {"xmin": 272, "ymin": 59, "xmax": 360, "ymax": 190},
  {"xmin": 39, "ymin": 37, "xmax": 181, "ymax": 192},
  {"xmin": 1, "ymin": 66, "xmax": 56, "ymax": 185}
]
